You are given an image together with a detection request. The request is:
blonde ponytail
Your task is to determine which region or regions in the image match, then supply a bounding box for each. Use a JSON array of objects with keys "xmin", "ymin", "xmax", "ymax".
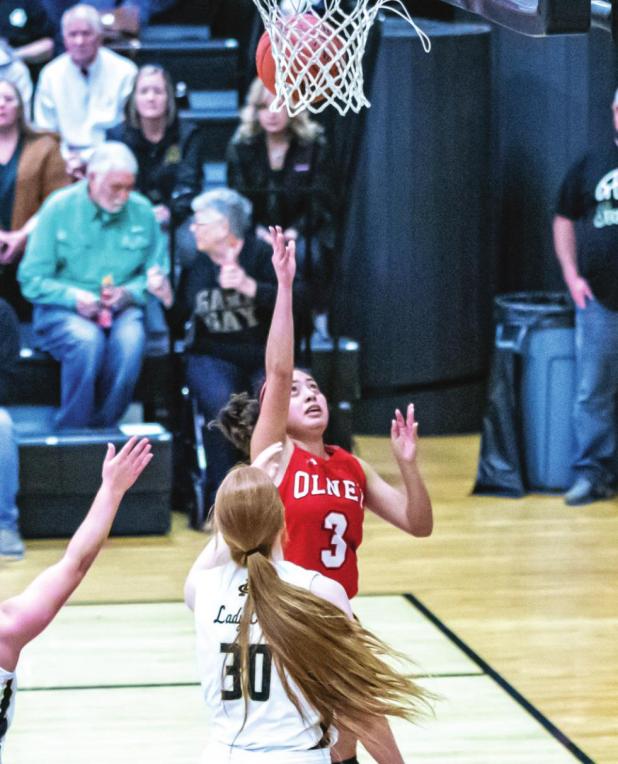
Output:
[{"xmin": 215, "ymin": 466, "xmax": 433, "ymax": 739}]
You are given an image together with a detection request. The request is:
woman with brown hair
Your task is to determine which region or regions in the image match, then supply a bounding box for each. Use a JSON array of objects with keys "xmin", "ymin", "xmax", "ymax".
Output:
[
  {"xmin": 107, "ymin": 64, "xmax": 202, "ymax": 229},
  {"xmin": 0, "ymin": 77, "xmax": 69, "ymax": 317},
  {"xmin": 185, "ymin": 460, "xmax": 431, "ymax": 764}
]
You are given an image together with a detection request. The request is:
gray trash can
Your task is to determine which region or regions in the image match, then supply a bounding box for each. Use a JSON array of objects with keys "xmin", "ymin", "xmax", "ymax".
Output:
[{"xmin": 495, "ymin": 292, "xmax": 576, "ymax": 491}]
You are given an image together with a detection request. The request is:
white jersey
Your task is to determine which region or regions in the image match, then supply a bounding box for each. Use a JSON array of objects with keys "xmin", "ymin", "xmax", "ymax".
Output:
[
  {"xmin": 194, "ymin": 560, "xmax": 333, "ymax": 761},
  {"xmin": 0, "ymin": 666, "xmax": 16, "ymax": 764}
]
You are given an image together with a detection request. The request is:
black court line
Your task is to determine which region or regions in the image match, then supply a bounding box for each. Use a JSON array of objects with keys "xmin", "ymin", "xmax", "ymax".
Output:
[
  {"xmin": 20, "ymin": 671, "xmax": 482, "ymax": 694},
  {"xmin": 20, "ymin": 682, "xmax": 200, "ymax": 693},
  {"xmin": 66, "ymin": 591, "xmax": 421, "ymax": 607},
  {"xmin": 404, "ymin": 593, "xmax": 596, "ymax": 764}
]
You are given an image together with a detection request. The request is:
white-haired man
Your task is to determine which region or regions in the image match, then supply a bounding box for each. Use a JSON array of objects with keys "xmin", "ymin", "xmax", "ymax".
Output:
[
  {"xmin": 33, "ymin": 3, "xmax": 136, "ymax": 177},
  {"xmin": 18, "ymin": 142, "xmax": 168, "ymax": 429}
]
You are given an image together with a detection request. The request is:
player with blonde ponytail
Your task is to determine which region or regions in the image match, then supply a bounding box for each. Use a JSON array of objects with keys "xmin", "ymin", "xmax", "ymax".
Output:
[
  {"xmin": 185, "ymin": 461, "xmax": 432, "ymax": 763},
  {"xmin": 209, "ymin": 225, "xmax": 433, "ymax": 763}
]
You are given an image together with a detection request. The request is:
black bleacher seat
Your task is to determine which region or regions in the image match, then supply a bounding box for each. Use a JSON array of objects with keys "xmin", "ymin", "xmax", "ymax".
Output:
[
  {"xmin": 140, "ymin": 24, "xmax": 211, "ymax": 43},
  {"xmin": 13, "ymin": 417, "xmax": 172, "ymax": 537},
  {"xmin": 203, "ymin": 161, "xmax": 228, "ymax": 190},
  {"xmin": 15, "ymin": 324, "xmax": 172, "ymax": 415},
  {"xmin": 179, "ymin": 106, "xmax": 238, "ymax": 163},
  {"xmin": 182, "ymin": 90, "xmax": 238, "ymax": 165},
  {"xmin": 113, "ymin": 37, "xmax": 239, "ymax": 92}
]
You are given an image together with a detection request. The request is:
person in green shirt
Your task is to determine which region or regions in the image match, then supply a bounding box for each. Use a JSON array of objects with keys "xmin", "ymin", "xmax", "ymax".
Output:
[{"xmin": 17, "ymin": 141, "xmax": 168, "ymax": 428}]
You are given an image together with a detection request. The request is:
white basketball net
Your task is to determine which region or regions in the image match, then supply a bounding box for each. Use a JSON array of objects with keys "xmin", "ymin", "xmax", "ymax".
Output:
[{"xmin": 252, "ymin": 0, "xmax": 430, "ymax": 116}]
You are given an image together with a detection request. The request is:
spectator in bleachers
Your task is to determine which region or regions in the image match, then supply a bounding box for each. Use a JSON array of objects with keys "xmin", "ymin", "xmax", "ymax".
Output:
[
  {"xmin": 0, "ymin": 0, "xmax": 54, "ymax": 65},
  {"xmin": 148, "ymin": 188, "xmax": 306, "ymax": 510},
  {"xmin": 0, "ymin": 42, "xmax": 32, "ymax": 113},
  {"xmin": 0, "ymin": 77, "xmax": 69, "ymax": 319},
  {"xmin": 33, "ymin": 3, "xmax": 136, "ymax": 178},
  {"xmin": 107, "ymin": 64, "xmax": 202, "ymax": 354},
  {"xmin": 42, "ymin": 0, "xmax": 179, "ymax": 30},
  {"xmin": 226, "ymin": 78, "xmax": 337, "ymax": 333},
  {"xmin": 17, "ymin": 141, "xmax": 167, "ymax": 429},
  {"xmin": 0, "ymin": 298, "xmax": 24, "ymax": 559},
  {"xmin": 107, "ymin": 64, "xmax": 202, "ymax": 231}
]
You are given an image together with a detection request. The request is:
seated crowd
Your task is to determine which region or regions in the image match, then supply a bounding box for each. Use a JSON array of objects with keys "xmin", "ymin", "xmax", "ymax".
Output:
[{"xmin": 0, "ymin": 2, "xmax": 338, "ymax": 558}]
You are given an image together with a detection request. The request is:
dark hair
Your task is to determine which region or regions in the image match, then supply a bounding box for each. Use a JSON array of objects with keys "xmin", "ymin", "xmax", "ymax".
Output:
[
  {"xmin": 212, "ymin": 368, "xmax": 317, "ymax": 455},
  {"xmin": 125, "ymin": 65, "xmax": 176, "ymax": 130},
  {"xmin": 210, "ymin": 392, "xmax": 259, "ymax": 456}
]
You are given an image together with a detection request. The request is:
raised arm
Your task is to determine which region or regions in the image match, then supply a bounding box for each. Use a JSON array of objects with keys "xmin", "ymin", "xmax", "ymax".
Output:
[
  {"xmin": 250, "ymin": 226, "xmax": 296, "ymax": 462},
  {"xmin": 0, "ymin": 437, "xmax": 152, "ymax": 671},
  {"xmin": 360, "ymin": 404, "xmax": 433, "ymax": 537}
]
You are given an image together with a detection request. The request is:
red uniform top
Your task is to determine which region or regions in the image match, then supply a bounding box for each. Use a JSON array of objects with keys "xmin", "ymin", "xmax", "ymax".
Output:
[{"xmin": 278, "ymin": 443, "xmax": 367, "ymax": 599}]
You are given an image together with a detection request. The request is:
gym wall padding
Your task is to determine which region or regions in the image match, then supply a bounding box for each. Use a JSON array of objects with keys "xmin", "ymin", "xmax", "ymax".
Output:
[
  {"xmin": 489, "ymin": 25, "xmax": 616, "ymax": 293},
  {"xmin": 337, "ymin": 17, "xmax": 617, "ymax": 435},
  {"xmin": 337, "ymin": 19, "xmax": 493, "ymax": 435}
]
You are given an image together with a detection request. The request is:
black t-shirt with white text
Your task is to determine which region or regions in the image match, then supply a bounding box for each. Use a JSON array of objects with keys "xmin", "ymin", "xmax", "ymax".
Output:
[
  {"xmin": 556, "ymin": 143, "xmax": 618, "ymax": 310},
  {"xmin": 167, "ymin": 237, "xmax": 277, "ymax": 369}
]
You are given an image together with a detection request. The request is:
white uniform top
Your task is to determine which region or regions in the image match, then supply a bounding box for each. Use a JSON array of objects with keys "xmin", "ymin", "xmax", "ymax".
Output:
[
  {"xmin": 194, "ymin": 560, "xmax": 333, "ymax": 757},
  {"xmin": 0, "ymin": 666, "xmax": 17, "ymax": 764}
]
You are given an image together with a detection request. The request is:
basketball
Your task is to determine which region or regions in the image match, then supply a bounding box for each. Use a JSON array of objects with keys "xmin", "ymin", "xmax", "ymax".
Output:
[{"xmin": 255, "ymin": 13, "xmax": 345, "ymax": 106}]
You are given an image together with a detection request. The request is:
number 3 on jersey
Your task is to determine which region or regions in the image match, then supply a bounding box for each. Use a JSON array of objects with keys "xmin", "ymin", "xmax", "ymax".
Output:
[{"xmin": 321, "ymin": 511, "xmax": 348, "ymax": 568}]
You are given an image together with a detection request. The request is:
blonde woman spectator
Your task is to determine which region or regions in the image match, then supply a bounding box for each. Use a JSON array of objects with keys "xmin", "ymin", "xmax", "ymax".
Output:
[{"xmin": 226, "ymin": 78, "xmax": 337, "ymax": 322}]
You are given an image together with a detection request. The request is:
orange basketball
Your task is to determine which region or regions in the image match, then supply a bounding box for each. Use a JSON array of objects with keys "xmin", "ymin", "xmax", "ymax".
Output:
[{"xmin": 255, "ymin": 14, "xmax": 345, "ymax": 106}]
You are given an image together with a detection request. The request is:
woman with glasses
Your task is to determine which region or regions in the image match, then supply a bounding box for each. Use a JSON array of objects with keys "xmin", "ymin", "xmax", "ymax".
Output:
[
  {"xmin": 149, "ymin": 188, "xmax": 307, "ymax": 512},
  {"xmin": 107, "ymin": 64, "xmax": 201, "ymax": 231}
]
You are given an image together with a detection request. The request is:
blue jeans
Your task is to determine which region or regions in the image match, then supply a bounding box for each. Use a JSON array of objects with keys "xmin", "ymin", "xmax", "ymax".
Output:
[
  {"xmin": 185, "ymin": 353, "xmax": 263, "ymax": 510},
  {"xmin": 33, "ymin": 305, "xmax": 145, "ymax": 428},
  {"xmin": 573, "ymin": 299, "xmax": 618, "ymax": 484},
  {"xmin": 0, "ymin": 408, "xmax": 19, "ymax": 532}
]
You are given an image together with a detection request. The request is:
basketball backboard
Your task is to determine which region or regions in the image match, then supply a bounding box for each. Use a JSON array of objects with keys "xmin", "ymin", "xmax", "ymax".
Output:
[{"xmin": 439, "ymin": 0, "xmax": 590, "ymax": 36}]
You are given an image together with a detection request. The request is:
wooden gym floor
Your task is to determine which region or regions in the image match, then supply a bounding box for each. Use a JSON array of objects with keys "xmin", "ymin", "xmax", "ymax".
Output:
[{"xmin": 1, "ymin": 434, "xmax": 617, "ymax": 763}]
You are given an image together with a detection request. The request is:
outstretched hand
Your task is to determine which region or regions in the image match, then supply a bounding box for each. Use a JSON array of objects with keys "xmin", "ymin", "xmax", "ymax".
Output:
[
  {"xmin": 390, "ymin": 404, "xmax": 419, "ymax": 464},
  {"xmin": 270, "ymin": 225, "xmax": 296, "ymax": 288},
  {"xmin": 102, "ymin": 437, "xmax": 153, "ymax": 494}
]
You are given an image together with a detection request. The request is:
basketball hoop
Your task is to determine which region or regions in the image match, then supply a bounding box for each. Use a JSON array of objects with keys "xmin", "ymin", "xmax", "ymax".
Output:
[{"xmin": 252, "ymin": 0, "xmax": 430, "ymax": 116}]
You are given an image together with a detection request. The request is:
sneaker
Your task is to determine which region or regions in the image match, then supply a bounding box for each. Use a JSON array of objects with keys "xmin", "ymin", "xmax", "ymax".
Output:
[
  {"xmin": 564, "ymin": 478, "xmax": 615, "ymax": 506},
  {"xmin": 0, "ymin": 528, "xmax": 25, "ymax": 559}
]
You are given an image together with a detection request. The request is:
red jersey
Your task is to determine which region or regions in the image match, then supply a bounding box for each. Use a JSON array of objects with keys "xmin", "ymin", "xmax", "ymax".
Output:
[{"xmin": 278, "ymin": 444, "xmax": 367, "ymax": 598}]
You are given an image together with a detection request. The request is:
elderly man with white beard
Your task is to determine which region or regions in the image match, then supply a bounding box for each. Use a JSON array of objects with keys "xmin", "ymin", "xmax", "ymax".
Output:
[{"xmin": 18, "ymin": 141, "xmax": 168, "ymax": 429}]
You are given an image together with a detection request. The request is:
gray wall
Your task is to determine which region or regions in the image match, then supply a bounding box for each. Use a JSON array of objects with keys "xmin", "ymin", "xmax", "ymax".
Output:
[{"xmin": 335, "ymin": 18, "xmax": 617, "ymax": 434}]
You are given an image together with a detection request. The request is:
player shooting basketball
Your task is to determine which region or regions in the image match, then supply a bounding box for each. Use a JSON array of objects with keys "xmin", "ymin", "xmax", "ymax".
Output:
[
  {"xmin": 0, "ymin": 437, "xmax": 152, "ymax": 760},
  {"xmin": 185, "ymin": 459, "xmax": 432, "ymax": 763},
  {"xmin": 212, "ymin": 226, "xmax": 433, "ymax": 762}
]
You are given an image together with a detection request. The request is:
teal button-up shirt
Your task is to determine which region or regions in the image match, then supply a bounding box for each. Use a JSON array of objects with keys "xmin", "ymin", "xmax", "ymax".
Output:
[{"xmin": 18, "ymin": 181, "xmax": 168, "ymax": 309}]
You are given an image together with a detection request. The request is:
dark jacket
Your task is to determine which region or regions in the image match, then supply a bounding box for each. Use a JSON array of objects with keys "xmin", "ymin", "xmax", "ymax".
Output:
[
  {"xmin": 107, "ymin": 119, "xmax": 202, "ymax": 224},
  {"xmin": 0, "ymin": 298, "xmax": 19, "ymax": 404},
  {"xmin": 226, "ymin": 131, "xmax": 337, "ymax": 254}
]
